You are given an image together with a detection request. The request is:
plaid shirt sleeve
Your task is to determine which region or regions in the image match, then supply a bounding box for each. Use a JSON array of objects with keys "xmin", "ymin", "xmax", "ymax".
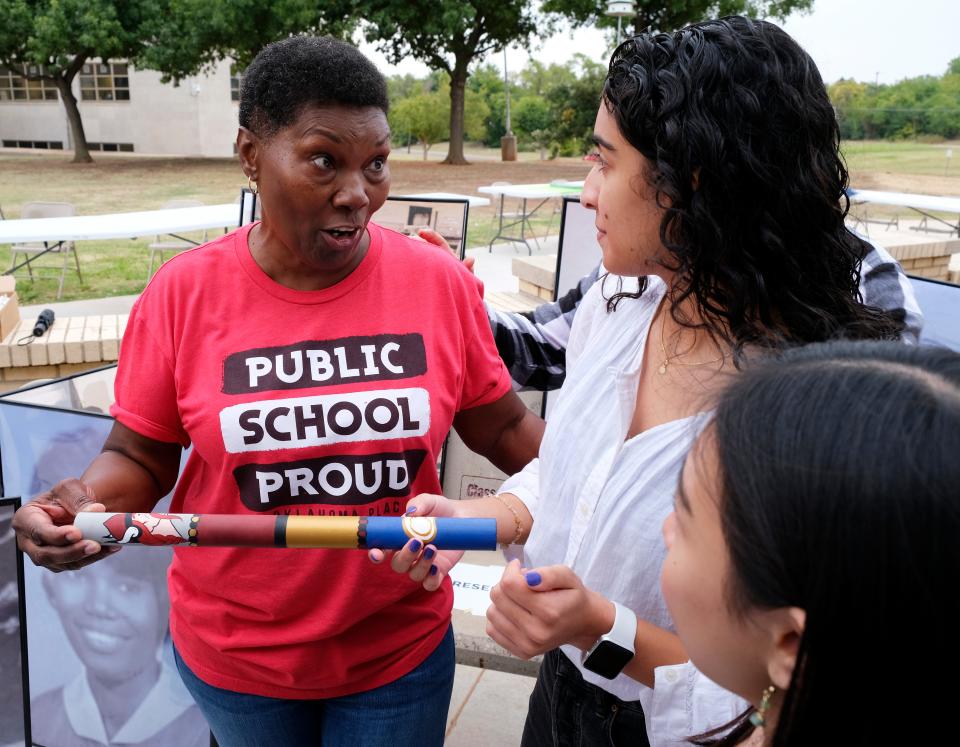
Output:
[
  {"xmin": 488, "ymin": 238, "xmax": 920, "ymax": 392},
  {"xmin": 487, "ymin": 264, "xmax": 601, "ymax": 391},
  {"xmin": 859, "ymin": 235, "xmax": 924, "ymax": 344}
]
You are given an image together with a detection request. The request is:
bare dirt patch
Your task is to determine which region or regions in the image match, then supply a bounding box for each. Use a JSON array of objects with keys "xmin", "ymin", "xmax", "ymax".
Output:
[{"xmin": 851, "ymin": 171, "xmax": 960, "ymax": 197}]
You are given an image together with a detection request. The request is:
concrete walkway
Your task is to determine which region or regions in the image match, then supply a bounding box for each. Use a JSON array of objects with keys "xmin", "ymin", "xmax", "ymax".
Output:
[{"xmin": 446, "ymin": 662, "xmax": 536, "ymax": 744}]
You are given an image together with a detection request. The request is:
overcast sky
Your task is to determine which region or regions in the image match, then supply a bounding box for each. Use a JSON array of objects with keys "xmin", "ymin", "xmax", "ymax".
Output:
[{"xmin": 359, "ymin": 0, "xmax": 958, "ymax": 86}]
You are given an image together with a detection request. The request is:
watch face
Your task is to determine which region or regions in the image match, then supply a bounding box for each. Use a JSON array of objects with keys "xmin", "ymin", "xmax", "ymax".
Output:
[{"xmin": 582, "ymin": 640, "xmax": 634, "ymax": 679}]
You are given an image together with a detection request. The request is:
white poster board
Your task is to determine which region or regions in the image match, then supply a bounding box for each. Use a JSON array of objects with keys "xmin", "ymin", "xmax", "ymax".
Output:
[
  {"xmin": 555, "ymin": 197, "xmax": 602, "ymax": 298},
  {"xmin": 542, "ymin": 199, "xmax": 604, "ymax": 418},
  {"xmin": 439, "ymin": 390, "xmax": 544, "ymax": 501}
]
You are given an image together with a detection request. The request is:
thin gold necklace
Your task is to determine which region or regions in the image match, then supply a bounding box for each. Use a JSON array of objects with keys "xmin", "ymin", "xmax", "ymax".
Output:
[{"xmin": 657, "ymin": 314, "xmax": 727, "ymax": 375}]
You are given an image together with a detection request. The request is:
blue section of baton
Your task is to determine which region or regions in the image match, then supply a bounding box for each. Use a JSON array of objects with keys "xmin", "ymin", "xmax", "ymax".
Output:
[{"xmin": 364, "ymin": 517, "xmax": 497, "ymax": 550}]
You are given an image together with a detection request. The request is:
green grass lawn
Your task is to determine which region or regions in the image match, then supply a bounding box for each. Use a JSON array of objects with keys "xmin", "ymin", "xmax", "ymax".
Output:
[
  {"xmin": 841, "ymin": 139, "xmax": 959, "ymax": 177},
  {"xmin": 0, "ymin": 149, "xmax": 583, "ymax": 303},
  {"xmin": 0, "ymin": 222, "xmax": 562, "ymax": 304},
  {"xmin": 0, "ymin": 152, "xmax": 242, "ymax": 302},
  {"xmin": 2, "ymin": 140, "xmax": 955, "ymax": 304},
  {"xmin": 0, "ymin": 234, "xmax": 214, "ymax": 304}
]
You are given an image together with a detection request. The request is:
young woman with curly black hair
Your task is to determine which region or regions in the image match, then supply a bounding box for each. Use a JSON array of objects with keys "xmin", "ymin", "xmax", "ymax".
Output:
[
  {"xmin": 663, "ymin": 341, "xmax": 960, "ymax": 746},
  {"xmin": 386, "ymin": 15, "xmax": 908, "ymax": 747}
]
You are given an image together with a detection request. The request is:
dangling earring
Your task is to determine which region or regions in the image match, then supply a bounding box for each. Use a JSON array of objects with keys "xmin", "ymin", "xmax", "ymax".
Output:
[
  {"xmin": 748, "ymin": 685, "xmax": 776, "ymax": 727},
  {"xmin": 247, "ymin": 176, "xmax": 259, "ymax": 195}
]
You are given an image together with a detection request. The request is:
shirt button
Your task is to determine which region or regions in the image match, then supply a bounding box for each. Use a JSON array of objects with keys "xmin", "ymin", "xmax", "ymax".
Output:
[
  {"xmin": 664, "ymin": 670, "xmax": 679, "ymax": 684},
  {"xmin": 579, "ymin": 503, "xmax": 589, "ymax": 517}
]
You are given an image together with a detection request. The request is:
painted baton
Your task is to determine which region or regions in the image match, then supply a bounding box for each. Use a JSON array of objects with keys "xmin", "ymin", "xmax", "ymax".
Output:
[{"xmin": 72, "ymin": 512, "xmax": 497, "ymax": 550}]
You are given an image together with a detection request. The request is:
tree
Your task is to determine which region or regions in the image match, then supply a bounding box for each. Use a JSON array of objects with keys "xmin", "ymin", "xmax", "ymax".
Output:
[
  {"xmin": 828, "ymin": 68, "xmax": 960, "ymax": 142},
  {"xmin": 928, "ymin": 67, "xmax": 960, "ymax": 140},
  {"xmin": 543, "ymin": 53, "xmax": 607, "ymax": 155},
  {"xmin": 543, "ymin": 0, "xmax": 814, "ymax": 37},
  {"xmin": 355, "ymin": 1, "xmax": 543, "ymax": 165},
  {"xmin": 139, "ymin": 0, "xmax": 356, "ymax": 81},
  {"xmin": 0, "ymin": 0, "xmax": 161, "ymax": 163},
  {"xmin": 467, "ymin": 63, "xmax": 508, "ymax": 147},
  {"xmin": 389, "ymin": 92, "xmax": 449, "ymax": 160},
  {"xmin": 829, "ymin": 79, "xmax": 869, "ymax": 139},
  {"xmin": 517, "ymin": 59, "xmax": 577, "ymax": 97},
  {"xmin": 514, "ymin": 96, "xmax": 553, "ymax": 159},
  {"xmin": 0, "ymin": 0, "xmax": 359, "ymax": 163},
  {"xmin": 462, "ymin": 87, "xmax": 491, "ymax": 144},
  {"xmin": 387, "ymin": 73, "xmax": 431, "ymax": 102}
]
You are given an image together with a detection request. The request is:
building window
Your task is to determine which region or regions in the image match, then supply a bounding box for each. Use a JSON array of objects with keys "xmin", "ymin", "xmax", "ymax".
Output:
[
  {"xmin": 2, "ymin": 140, "xmax": 64, "ymax": 149},
  {"xmin": 79, "ymin": 61, "xmax": 130, "ymax": 101},
  {"xmin": 0, "ymin": 65, "xmax": 59, "ymax": 101},
  {"xmin": 230, "ymin": 64, "xmax": 243, "ymax": 102},
  {"xmin": 87, "ymin": 142, "xmax": 134, "ymax": 152}
]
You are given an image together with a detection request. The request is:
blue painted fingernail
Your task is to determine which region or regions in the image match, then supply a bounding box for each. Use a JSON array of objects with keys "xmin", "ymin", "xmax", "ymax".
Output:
[
  {"xmin": 405, "ymin": 506, "xmax": 417, "ymax": 515},
  {"xmin": 525, "ymin": 571, "xmax": 542, "ymax": 586},
  {"xmin": 409, "ymin": 539, "xmax": 422, "ymax": 552},
  {"xmin": 424, "ymin": 547, "xmax": 436, "ymax": 560},
  {"xmin": 429, "ymin": 564, "xmax": 438, "ymax": 576}
]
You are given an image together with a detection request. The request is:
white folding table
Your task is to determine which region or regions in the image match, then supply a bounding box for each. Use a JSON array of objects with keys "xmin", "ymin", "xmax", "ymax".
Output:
[
  {"xmin": 0, "ymin": 202, "xmax": 240, "ymax": 298},
  {"xmin": 478, "ymin": 182, "xmax": 583, "ymax": 255},
  {"xmin": 401, "ymin": 192, "xmax": 491, "ymax": 208},
  {"xmin": 846, "ymin": 188, "xmax": 960, "ymax": 236},
  {"xmin": 0, "ymin": 203, "xmax": 240, "ymax": 248}
]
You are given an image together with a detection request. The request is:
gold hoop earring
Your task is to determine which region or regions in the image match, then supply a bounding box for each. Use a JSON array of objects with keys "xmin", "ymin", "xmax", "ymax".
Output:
[
  {"xmin": 748, "ymin": 685, "xmax": 776, "ymax": 727},
  {"xmin": 247, "ymin": 176, "xmax": 259, "ymax": 195}
]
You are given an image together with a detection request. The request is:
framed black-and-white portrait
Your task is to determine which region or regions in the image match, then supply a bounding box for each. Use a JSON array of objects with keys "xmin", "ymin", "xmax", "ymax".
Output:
[
  {"xmin": 0, "ymin": 496, "xmax": 27, "ymax": 747},
  {"xmin": 0, "ymin": 370, "xmax": 211, "ymax": 747},
  {"xmin": 405, "ymin": 205, "xmax": 433, "ymax": 228}
]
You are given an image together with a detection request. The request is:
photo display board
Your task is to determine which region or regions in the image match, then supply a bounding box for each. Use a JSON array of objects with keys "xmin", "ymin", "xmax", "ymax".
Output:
[
  {"xmin": 375, "ymin": 196, "xmax": 470, "ymax": 257},
  {"xmin": 439, "ymin": 391, "xmax": 544, "ymax": 501},
  {"xmin": 908, "ymin": 275, "xmax": 960, "ymax": 351},
  {"xmin": 555, "ymin": 197, "xmax": 602, "ymax": 298},
  {"xmin": 0, "ymin": 368, "xmax": 211, "ymax": 747},
  {"xmin": 0, "ymin": 496, "xmax": 25, "ymax": 747}
]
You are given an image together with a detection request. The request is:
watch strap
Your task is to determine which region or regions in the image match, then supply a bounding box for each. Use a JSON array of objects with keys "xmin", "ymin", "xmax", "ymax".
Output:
[{"xmin": 598, "ymin": 601, "xmax": 637, "ymax": 655}]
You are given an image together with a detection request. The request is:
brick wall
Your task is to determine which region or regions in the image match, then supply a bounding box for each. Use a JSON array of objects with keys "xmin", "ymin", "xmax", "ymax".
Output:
[{"xmin": 898, "ymin": 254, "xmax": 952, "ymax": 282}]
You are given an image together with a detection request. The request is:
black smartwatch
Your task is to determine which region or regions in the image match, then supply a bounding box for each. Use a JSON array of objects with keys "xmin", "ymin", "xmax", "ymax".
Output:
[{"xmin": 580, "ymin": 601, "xmax": 637, "ymax": 679}]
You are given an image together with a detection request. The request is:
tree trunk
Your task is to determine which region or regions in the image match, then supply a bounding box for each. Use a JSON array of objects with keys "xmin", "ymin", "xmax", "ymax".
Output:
[
  {"xmin": 422, "ymin": 140, "xmax": 430, "ymax": 160},
  {"xmin": 54, "ymin": 57, "xmax": 92, "ymax": 164},
  {"xmin": 442, "ymin": 64, "xmax": 469, "ymax": 165}
]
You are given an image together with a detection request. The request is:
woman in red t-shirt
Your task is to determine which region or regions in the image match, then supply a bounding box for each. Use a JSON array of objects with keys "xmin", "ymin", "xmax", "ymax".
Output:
[{"xmin": 13, "ymin": 36, "xmax": 543, "ymax": 747}]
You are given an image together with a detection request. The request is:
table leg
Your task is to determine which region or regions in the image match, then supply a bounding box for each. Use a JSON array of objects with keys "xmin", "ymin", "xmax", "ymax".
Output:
[
  {"xmin": 488, "ymin": 197, "xmax": 551, "ymax": 255},
  {"xmin": 5, "ymin": 241, "xmax": 64, "ymax": 276}
]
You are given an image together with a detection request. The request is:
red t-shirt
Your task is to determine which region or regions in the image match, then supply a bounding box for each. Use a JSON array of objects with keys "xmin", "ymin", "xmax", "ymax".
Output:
[{"xmin": 111, "ymin": 222, "xmax": 510, "ymax": 699}]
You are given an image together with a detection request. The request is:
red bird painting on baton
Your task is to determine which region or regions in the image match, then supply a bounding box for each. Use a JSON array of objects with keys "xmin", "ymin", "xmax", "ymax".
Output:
[{"xmin": 102, "ymin": 512, "xmax": 188, "ymax": 545}]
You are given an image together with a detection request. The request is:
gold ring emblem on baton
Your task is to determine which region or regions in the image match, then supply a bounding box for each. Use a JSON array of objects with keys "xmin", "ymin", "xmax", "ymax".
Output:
[{"xmin": 401, "ymin": 516, "xmax": 438, "ymax": 544}]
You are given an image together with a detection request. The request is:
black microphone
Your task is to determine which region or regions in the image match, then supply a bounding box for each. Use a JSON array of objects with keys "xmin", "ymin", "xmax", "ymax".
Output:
[{"xmin": 32, "ymin": 309, "xmax": 54, "ymax": 337}]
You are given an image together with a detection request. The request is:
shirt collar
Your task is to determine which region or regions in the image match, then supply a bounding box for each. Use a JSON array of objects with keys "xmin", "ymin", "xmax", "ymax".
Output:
[{"xmin": 62, "ymin": 654, "xmax": 197, "ymax": 744}]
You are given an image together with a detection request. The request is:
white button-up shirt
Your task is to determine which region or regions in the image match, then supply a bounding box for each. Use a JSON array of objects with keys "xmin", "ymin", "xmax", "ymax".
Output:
[{"xmin": 501, "ymin": 274, "xmax": 747, "ymax": 746}]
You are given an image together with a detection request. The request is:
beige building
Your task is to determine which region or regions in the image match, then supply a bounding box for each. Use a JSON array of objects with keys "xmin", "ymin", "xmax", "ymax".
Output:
[{"xmin": 0, "ymin": 59, "xmax": 240, "ymax": 157}]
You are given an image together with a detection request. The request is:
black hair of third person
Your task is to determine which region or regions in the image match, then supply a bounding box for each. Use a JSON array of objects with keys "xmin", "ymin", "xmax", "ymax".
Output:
[
  {"xmin": 238, "ymin": 35, "xmax": 389, "ymax": 138},
  {"xmin": 709, "ymin": 340, "xmax": 960, "ymax": 746},
  {"xmin": 601, "ymin": 16, "xmax": 903, "ymax": 355}
]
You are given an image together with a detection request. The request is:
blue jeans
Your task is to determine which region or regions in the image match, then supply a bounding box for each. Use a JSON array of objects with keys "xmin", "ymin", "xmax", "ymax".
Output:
[{"xmin": 174, "ymin": 624, "xmax": 454, "ymax": 747}]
